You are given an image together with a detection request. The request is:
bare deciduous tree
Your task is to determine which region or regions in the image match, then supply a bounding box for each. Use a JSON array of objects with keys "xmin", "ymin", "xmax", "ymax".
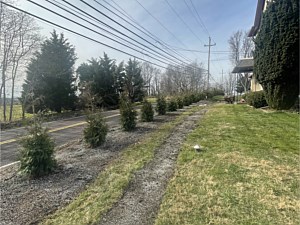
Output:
[
  {"xmin": 0, "ymin": 1, "xmax": 40, "ymax": 121},
  {"xmin": 228, "ymin": 30, "xmax": 254, "ymax": 94},
  {"xmin": 160, "ymin": 62, "xmax": 205, "ymax": 95}
]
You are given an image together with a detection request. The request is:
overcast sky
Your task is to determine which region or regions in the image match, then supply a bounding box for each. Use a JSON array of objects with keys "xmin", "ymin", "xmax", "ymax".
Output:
[{"xmin": 14, "ymin": 0, "xmax": 257, "ymax": 88}]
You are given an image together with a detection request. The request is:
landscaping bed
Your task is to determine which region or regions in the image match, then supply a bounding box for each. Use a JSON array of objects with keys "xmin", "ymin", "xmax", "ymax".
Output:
[{"xmin": 0, "ymin": 103, "xmax": 208, "ymax": 225}]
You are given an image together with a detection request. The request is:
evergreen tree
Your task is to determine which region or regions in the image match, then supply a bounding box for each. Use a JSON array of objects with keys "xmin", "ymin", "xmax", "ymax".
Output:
[
  {"xmin": 77, "ymin": 53, "xmax": 118, "ymax": 107},
  {"xmin": 156, "ymin": 95, "xmax": 167, "ymax": 115},
  {"xmin": 120, "ymin": 93, "xmax": 137, "ymax": 131},
  {"xmin": 124, "ymin": 58, "xmax": 145, "ymax": 102},
  {"xmin": 141, "ymin": 99, "xmax": 154, "ymax": 122},
  {"xmin": 23, "ymin": 30, "xmax": 77, "ymax": 113},
  {"xmin": 254, "ymin": 0, "xmax": 299, "ymax": 109}
]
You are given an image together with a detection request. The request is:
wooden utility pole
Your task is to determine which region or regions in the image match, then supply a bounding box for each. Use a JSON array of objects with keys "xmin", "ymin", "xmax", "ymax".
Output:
[
  {"xmin": 220, "ymin": 69, "xmax": 224, "ymax": 91},
  {"xmin": 204, "ymin": 37, "xmax": 216, "ymax": 90}
]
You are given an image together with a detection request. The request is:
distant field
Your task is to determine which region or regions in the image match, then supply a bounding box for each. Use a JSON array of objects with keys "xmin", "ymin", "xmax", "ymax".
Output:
[
  {"xmin": 0, "ymin": 105, "xmax": 33, "ymax": 122},
  {"xmin": 155, "ymin": 104, "xmax": 300, "ymax": 225}
]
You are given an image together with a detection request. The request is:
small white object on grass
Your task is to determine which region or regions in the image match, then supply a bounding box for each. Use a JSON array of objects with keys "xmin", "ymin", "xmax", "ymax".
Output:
[{"xmin": 194, "ymin": 145, "xmax": 200, "ymax": 151}]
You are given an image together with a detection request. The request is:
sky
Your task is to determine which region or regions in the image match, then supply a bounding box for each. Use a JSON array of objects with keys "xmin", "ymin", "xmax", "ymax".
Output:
[{"xmin": 9, "ymin": 0, "xmax": 258, "ymax": 95}]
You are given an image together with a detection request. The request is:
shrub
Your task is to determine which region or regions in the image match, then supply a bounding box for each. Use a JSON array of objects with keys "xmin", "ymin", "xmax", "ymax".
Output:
[
  {"xmin": 156, "ymin": 95, "xmax": 167, "ymax": 115},
  {"xmin": 246, "ymin": 91, "xmax": 268, "ymax": 108},
  {"xmin": 183, "ymin": 95, "xmax": 190, "ymax": 106},
  {"xmin": 19, "ymin": 121, "xmax": 56, "ymax": 178},
  {"xmin": 196, "ymin": 92, "xmax": 205, "ymax": 101},
  {"xmin": 254, "ymin": 0, "xmax": 299, "ymax": 109},
  {"xmin": 84, "ymin": 113, "xmax": 108, "ymax": 147},
  {"xmin": 167, "ymin": 98, "xmax": 177, "ymax": 111},
  {"xmin": 120, "ymin": 94, "xmax": 137, "ymax": 131},
  {"xmin": 190, "ymin": 94, "xmax": 196, "ymax": 103},
  {"xmin": 177, "ymin": 97, "xmax": 184, "ymax": 109},
  {"xmin": 141, "ymin": 99, "xmax": 154, "ymax": 122}
]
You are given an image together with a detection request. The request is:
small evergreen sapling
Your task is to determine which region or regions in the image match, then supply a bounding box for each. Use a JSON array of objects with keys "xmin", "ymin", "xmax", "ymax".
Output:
[
  {"xmin": 141, "ymin": 99, "xmax": 154, "ymax": 122},
  {"xmin": 177, "ymin": 97, "xmax": 184, "ymax": 109},
  {"xmin": 156, "ymin": 95, "xmax": 167, "ymax": 115},
  {"xmin": 120, "ymin": 94, "xmax": 137, "ymax": 131},
  {"xmin": 19, "ymin": 121, "xmax": 56, "ymax": 178},
  {"xmin": 183, "ymin": 95, "xmax": 191, "ymax": 106},
  {"xmin": 167, "ymin": 98, "xmax": 178, "ymax": 111},
  {"xmin": 84, "ymin": 113, "xmax": 108, "ymax": 147}
]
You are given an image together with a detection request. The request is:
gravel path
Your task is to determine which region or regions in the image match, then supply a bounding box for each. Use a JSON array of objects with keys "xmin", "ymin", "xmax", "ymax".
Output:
[
  {"xmin": 0, "ymin": 114, "xmax": 176, "ymax": 225},
  {"xmin": 99, "ymin": 108, "xmax": 207, "ymax": 225}
]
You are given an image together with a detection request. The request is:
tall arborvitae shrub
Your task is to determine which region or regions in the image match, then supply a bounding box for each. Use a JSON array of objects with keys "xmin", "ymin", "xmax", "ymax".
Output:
[
  {"xmin": 156, "ymin": 95, "xmax": 167, "ymax": 115},
  {"xmin": 120, "ymin": 94, "xmax": 137, "ymax": 131},
  {"xmin": 254, "ymin": 0, "xmax": 299, "ymax": 109},
  {"xmin": 84, "ymin": 113, "xmax": 108, "ymax": 147},
  {"xmin": 183, "ymin": 95, "xmax": 190, "ymax": 106},
  {"xmin": 141, "ymin": 99, "xmax": 154, "ymax": 122},
  {"xmin": 19, "ymin": 121, "xmax": 56, "ymax": 178},
  {"xmin": 177, "ymin": 97, "xmax": 184, "ymax": 109},
  {"xmin": 167, "ymin": 98, "xmax": 177, "ymax": 111}
]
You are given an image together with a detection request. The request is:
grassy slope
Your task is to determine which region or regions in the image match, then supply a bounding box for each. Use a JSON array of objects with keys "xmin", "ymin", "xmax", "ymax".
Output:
[
  {"xmin": 156, "ymin": 104, "xmax": 300, "ymax": 225},
  {"xmin": 0, "ymin": 105, "xmax": 33, "ymax": 121},
  {"xmin": 41, "ymin": 106, "xmax": 200, "ymax": 225}
]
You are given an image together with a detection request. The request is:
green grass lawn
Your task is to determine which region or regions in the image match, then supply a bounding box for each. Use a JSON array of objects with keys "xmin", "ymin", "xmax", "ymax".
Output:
[
  {"xmin": 155, "ymin": 104, "xmax": 300, "ymax": 225},
  {"xmin": 0, "ymin": 105, "xmax": 34, "ymax": 122}
]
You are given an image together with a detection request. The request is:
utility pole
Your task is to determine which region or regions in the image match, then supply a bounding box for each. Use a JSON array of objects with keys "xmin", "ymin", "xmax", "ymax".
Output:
[
  {"xmin": 204, "ymin": 37, "xmax": 216, "ymax": 90},
  {"xmin": 220, "ymin": 69, "xmax": 224, "ymax": 91}
]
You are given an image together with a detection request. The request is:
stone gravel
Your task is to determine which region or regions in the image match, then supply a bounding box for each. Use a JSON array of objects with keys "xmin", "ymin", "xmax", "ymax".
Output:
[
  {"xmin": 0, "ymin": 114, "xmax": 175, "ymax": 225},
  {"xmin": 0, "ymin": 102, "xmax": 209, "ymax": 225}
]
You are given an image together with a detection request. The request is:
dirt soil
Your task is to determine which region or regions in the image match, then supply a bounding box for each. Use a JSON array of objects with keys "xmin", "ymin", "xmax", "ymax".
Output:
[
  {"xmin": 0, "ymin": 104, "xmax": 208, "ymax": 225},
  {"xmin": 99, "ymin": 108, "xmax": 207, "ymax": 225}
]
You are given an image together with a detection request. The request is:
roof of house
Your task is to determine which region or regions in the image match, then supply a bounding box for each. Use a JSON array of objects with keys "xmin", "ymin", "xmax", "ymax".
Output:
[
  {"xmin": 248, "ymin": 0, "xmax": 266, "ymax": 37},
  {"xmin": 232, "ymin": 58, "xmax": 254, "ymax": 73}
]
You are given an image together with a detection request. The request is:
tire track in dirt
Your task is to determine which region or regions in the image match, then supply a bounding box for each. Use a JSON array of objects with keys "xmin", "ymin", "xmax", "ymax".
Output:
[{"xmin": 99, "ymin": 108, "xmax": 208, "ymax": 225}]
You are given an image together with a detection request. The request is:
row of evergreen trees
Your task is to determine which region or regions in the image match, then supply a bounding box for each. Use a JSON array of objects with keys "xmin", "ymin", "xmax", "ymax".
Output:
[
  {"xmin": 21, "ymin": 31, "xmax": 145, "ymax": 114},
  {"xmin": 20, "ymin": 91, "xmax": 204, "ymax": 178}
]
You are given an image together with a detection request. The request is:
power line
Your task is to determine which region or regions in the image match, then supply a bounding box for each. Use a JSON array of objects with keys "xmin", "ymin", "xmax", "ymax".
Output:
[
  {"xmin": 62, "ymin": 0, "xmax": 193, "ymax": 67},
  {"xmin": 28, "ymin": 0, "xmax": 178, "ymax": 67},
  {"xmin": 164, "ymin": 0, "xmax": 204, "ymax": 45},
  {"xmin": 41, "ymin": 0, "xmax": 183, "ymax": 67},
  {"xmin": 57, "ymin": 0, "xmax": 204, "ymax": 72},
  {"xmin": 78, "ymin": 0, "xmax": 189, "ymax": 66},
  {"xmin": 2, "ymin": 2, "xmax": 168, "ymax": 70},
  {"xmin": 188, "ymin": 0, "xmax": 210, "ymax": 37},
  {"xmin": 183, "ymin": 0, "xmax": 208, "ymax": 38},
  {"xmin": 134, "ymin": 0, "xmax": 199, "ymax": 59},
  {"xmin": 7, "ymin": 2, "xmax": 206, "ymax": 78},
  {"xmin": 102, "ymin": 0, "xmax": 194, "ymax": 64}
]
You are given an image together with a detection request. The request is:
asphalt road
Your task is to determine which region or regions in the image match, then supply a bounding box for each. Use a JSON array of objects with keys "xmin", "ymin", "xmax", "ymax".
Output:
[{"xmin": 0, "ymin": 109, "xmax": 122, "ymax": 167}]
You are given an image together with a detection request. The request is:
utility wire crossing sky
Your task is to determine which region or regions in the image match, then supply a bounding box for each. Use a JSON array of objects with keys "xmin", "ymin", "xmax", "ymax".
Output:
[{"xmin": 6, "ymin": 0, "xmax": 257, "ymax": 84}]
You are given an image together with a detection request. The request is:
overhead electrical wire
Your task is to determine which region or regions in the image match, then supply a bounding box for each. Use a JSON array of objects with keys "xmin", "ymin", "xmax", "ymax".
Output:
[
  {"xmin": 3, "ymin": 1, "xmax": 205, "ymax": 77},
  {"xmin": 93, "ymin": 0, "xmax": 192, "ymax": 64},
  {"xmin": 77, "ymin": 0, "xmax": 191, "ymax": 67},
  {"xmin": 2, "ymin": 2, "xmax": 170, "ymax": 70},
  {"xmin": 39, "ymin": 0, "xmax": 185, "ymax": 67},
  {"xmin": 183, "ymin": 0, "xmax": 208, "ymax": 38},
  {"xmin": 181, "ymin": 0, "xmax": 226, "ymax": 81},
  {"xmin": 134, "ymin": 0, "xmax": 199, "ymax": 60},
  {"xmin": 100, "ymin": 0, "xmax": 193, "ymax": 64},
  {"xmin": 164, "ymin": 0, "xmax": 205, "ymax": 45},
  {"xmin": 59, "ymin": 0, "xmax": 192, "ymax": 67},
  {"xmin": 188, "ymin": 0, "xmax": 210, "ymax": 37}
]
